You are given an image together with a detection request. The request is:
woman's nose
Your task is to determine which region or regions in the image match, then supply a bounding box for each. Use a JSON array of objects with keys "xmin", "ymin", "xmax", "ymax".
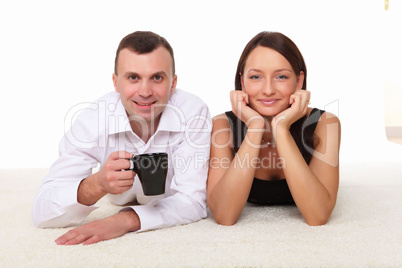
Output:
[{"xmin": 263, "ymin": 80, "xmax": 276, "ymax": 95}]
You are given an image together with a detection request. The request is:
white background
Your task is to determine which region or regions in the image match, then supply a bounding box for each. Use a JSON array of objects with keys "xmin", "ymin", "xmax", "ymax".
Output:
[{"xmin": 1, "ymin": 0, "xmax": 401, "ymax": 169}]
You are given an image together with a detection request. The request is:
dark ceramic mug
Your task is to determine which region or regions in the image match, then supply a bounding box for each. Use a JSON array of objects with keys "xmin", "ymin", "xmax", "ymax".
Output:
[{"xmin": 128, "ymin": 153, "xmax": 168, "ymax": 196}]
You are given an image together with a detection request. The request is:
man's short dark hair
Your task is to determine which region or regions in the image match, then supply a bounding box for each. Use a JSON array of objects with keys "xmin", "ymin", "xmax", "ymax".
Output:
[{"xmin": 114, "ymin": 31, "xmax": 175, "ymax": 75}]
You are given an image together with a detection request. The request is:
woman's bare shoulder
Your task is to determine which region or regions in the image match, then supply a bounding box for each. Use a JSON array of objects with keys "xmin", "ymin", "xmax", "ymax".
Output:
[
  {"xmin": 313, "ymin": 110, "xmax": 341, "ymax": 154},
  {"xmin": 211, "ymin": 112, "xmax": 234, "ymax": 150},
  {"xmin": 314, "ymin": 110, "xmax": 341, "ymax": 128},
  {"xmin": 212, "ymin": 113, "xmax": 231, "ymax": 129}
]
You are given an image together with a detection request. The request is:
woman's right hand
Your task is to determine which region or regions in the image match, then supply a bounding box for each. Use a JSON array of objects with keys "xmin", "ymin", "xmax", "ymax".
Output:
[{"xmin": 230, "ymin": 90, "xmax": 265, "ymax": 129}]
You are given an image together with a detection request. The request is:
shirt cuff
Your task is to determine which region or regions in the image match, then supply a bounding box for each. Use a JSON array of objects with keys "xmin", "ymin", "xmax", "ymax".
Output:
[{"xmin": 121, "ymin": 204, "xmax": 165, "ymax": 233}]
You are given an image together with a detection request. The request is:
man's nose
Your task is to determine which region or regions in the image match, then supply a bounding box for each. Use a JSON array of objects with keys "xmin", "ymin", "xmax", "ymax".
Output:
[{"xmin": 139, "ymin": 81, "xmax": 152, "ymax": 98}]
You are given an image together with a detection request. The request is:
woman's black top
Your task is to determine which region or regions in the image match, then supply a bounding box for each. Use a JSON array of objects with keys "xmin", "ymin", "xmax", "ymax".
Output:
[{"xmin": 225, "ymin": 108, "xmax": 324, "ymax": 205}]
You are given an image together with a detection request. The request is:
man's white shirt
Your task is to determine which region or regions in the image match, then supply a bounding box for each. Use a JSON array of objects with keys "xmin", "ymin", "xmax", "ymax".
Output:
[{"xmin": 32, "ymin": 89, "xmax": 212, "ymax": 232}]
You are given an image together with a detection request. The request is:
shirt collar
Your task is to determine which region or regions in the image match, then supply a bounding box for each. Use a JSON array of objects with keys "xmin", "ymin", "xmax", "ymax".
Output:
[
  {"xmin": 156, "ymin": 101, "xmax": 184, "ymax": 132},
  {"xmin": 108, "ymin": 98, "xmax": 132, "ymax": 135}
]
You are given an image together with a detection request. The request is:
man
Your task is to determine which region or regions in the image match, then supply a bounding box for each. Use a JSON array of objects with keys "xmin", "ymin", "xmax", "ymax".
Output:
[{"xmin": 32, "ymin": 31, "xmax": 212, "ymax": 245}]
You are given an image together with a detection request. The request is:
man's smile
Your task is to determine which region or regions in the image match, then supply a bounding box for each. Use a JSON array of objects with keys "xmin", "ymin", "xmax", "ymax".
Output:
[{"xmin": 133, "ymin": 100, "xmax": 157, "ymax": 107}]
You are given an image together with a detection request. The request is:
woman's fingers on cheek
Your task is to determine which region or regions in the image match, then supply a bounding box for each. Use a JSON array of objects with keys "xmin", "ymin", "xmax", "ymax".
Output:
[
  {"xmin": 238, "ymin": 93, "xmax": 243, "ymax": 103},
  {"xmin": 304, "ymin": 97, "xmax": 310, "ymax": 107},
  {"xmin": 293, "ymin": 90, "xmax": 302, "ymax": 95},
  {"xmin": 230, "ymin": 92, "xmax": 238, "ymax": 108},
  {"xmin": 303, "ymin": 93, "xmax": 311, "ymax": 107},
  {"xmin": 235, "ymin": 94, "xmax": 242, "ymax": 107},
  {"xmin": 300, "ymin": 90, "xmax": 310, "ymax": 102},
  {"xmin": 290, "ymin": 94, "xmax": 298, "ymax": 105},
  {"xmin": 236, "ymin": 92, "xmax": 243, "ymax": 100},
  {"xmin": 231, "ymin": 93, "xmax": 242, "ymax": 114},
  {"xmin": 289, "ymin": 95, "xmax": 294, "ymax": 104},
  {"xmin": 230, "ymin": 91, "xmax": 238, "ymax": 103},
  {"xmin": 236, "ymin": 92, "xmax": 248, "ymax": 106},
  {"xmin": 244, "ymin": 94, "xmax": 249, "ymax": 104},
  {"xmin": 289, "ymin": 98, "xmax": 294, "ymax": 105},
  {"xmin": 232, "ymin": 92, "xmax": 240, "ymax": 103}
]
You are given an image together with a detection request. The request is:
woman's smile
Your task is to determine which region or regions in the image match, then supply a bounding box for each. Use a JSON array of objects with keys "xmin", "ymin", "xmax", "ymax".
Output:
[{"xmin": 258, "ymin": 98, "xmax": 279, "ymax": 106}]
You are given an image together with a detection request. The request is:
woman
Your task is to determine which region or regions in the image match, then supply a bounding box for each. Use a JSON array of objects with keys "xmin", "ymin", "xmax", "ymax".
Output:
[{"xmin": 207, "ymin": 32, "xmax": 341, "ymax": 226}]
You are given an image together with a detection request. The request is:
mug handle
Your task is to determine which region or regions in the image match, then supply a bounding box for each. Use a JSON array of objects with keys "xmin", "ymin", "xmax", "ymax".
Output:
[
  {"xmin": 128, "ymin": 157, "xmax": 139, "ymax": 173},
  {"xmin": 129, "ymin": 159, "xmax": 135, "ymax": 170}
]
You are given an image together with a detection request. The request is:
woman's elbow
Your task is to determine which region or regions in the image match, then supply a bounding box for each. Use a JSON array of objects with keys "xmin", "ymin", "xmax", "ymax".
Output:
[
  {"xmin": 305, "ymin": 218, "xmax": 328, "ymax": 226},
  {"xmin": 209, "ymin": 205, "xmax": 240, "ymax": 226},
  {"xmin": 214, "ymin": 214, "xmax": 238, "ymax": 226},
  {"xmin": 303, "ymin": 199, "xmax": 336, "ymax": 226},
  {"xmin": 304, "ymin": 211, "xmax": 331, "ymax": 226}
]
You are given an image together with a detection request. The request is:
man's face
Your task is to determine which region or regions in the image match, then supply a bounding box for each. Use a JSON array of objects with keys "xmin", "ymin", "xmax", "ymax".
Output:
[{"xmin": 113, "ymin": 46, "xmax": 177, "ymax": 127}]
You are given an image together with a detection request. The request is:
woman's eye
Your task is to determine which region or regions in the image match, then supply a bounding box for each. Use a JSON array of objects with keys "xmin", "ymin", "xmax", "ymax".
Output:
[
  {"xmin": 277, "ymin": 75, "xmax": 287, "ymax": 80},
  {"xmin": 249, "ymin": 75, "xmax": 260, "ymax": 80}
]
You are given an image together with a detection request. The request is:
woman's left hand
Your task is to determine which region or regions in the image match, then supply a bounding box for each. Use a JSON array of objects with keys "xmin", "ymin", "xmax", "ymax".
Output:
[{"xmin": 271, "ymin": 89, "xmax": 311, "ymax": 135}]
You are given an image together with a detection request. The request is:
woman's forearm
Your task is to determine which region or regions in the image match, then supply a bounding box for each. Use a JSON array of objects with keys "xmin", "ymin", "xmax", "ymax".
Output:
[
  {"xmin": 208, "ymin": 127, "xmax": 263, "ymax": 225},
  {"xmin": 275, "ymin": 127, "xmax": 333, "ymax": 225}
]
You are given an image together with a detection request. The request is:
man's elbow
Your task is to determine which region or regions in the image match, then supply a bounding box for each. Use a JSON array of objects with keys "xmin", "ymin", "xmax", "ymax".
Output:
[
  {"xmin": 32, "ymin": 218, "xmax": 41, "ymax": 228},
  {"xmin": 32, "ymin": 215, "xmax": 49, "ymax": 228},
  {"xmin": 32, "ymin": 217, "xmax": 70, "ymax": 229},
  {"xmin": 31, "ymin": 206, "xmax": 43, "ymax": 228},
  {"xmin": 32, "ymin": 212, "xmax": 52, "ymax": 228},
  {"xmin": 31, "ymin": 208, "xmax": 71, "ymax": 229}
]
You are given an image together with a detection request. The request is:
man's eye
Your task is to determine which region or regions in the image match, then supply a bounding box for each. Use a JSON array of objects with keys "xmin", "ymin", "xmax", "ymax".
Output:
[
  {"xmin": 129, "ymin": 75, "xmax": 138, "ymax": 81},
  {"xmin": 154, "ymin": 75, "xmax": 162, "ymax": 81}
]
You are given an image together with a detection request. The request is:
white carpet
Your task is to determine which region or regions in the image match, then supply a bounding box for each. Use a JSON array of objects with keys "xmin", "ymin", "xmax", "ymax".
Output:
[{"xmin": 1, "ymin": 163, "xmax": 401, "ymax": 267}]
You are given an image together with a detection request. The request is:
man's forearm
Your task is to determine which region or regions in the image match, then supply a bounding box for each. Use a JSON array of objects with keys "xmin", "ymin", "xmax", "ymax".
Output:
[
  {"xmin": 77, "ymin": 173, "xmax": 107, "ymax": 206},
  {"xmin": 120, "ymin": 209, "xmax": 141, "ymax": 232}
]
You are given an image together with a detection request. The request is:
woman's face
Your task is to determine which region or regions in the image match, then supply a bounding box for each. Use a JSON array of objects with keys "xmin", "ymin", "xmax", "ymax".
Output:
[{"xmin": 241, "ymin": 46, "xmax": 304, "ymax": 117}]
